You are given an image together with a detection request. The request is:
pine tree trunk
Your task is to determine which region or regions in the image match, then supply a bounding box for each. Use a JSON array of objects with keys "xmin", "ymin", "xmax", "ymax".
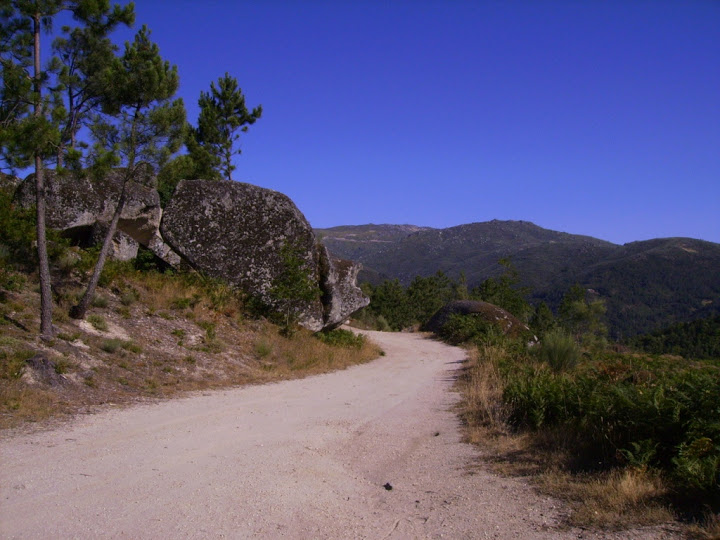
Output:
[
  {"xmin": 70, "ymin": 182, "xmax": 128, "ymax": 320},
  {"xmin": 35, "ymin": 157, "xmax": 54, "ymax": 338},
  {"xmin": 33, "ymin": 13, "xmax": 54, "ymax": 339}
]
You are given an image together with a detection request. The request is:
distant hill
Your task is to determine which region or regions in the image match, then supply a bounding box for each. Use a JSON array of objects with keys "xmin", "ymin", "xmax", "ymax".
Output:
[{"xmin": 316, "ymin": 221, "xmax": 720, "ymax": 338}]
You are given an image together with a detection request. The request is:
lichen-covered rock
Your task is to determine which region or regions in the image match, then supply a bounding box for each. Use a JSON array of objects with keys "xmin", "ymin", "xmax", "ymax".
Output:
[
  {"xmin": 0, "ymin": 172, "xmax": 21, "ymax": 194},
  {"xmin": 15, "ymin": 169, "xmax": 178, "ymax": 262},
  {"xmin": 14, "ymin": 170, "xmax": 368, "ymax": 331},
  {"xmin": 89, "ymin": 223, "xmax": 138, "ymax": 261},
  {"xmin": 15, "ymin": 170, "xmax": 99, "ymax": 229},
  {"xmin": 162, "ymin": 180, "xmax": 326, "ymax": 329},
  {"xmin": 23, "ymin": 353, "xmax": 68, "ymax": 387},
  {"xmin": 423, "ymin": 300, "xmax": 530, "ymax": 337},
  {"xmin": 318, "ymin": 245, "xmax": 370, "ymax": 329}
]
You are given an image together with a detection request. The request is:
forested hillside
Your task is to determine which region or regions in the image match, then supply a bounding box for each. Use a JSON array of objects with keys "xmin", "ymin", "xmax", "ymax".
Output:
[{"xmin": 317, "ymin": 221, "xmax": 720, "ymax": 338}]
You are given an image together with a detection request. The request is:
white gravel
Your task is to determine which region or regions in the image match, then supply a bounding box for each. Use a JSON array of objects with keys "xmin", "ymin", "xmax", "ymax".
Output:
[{"xmin": 0, "ymin": 331, "xmax": 680, "ymax": 539}]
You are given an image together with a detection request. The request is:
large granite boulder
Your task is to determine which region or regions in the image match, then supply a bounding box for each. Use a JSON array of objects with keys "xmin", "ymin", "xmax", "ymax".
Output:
[
  {"xmin": 318, "ymin": 245, "xmax": 370, "ymax": 329},
  {"xmin": 423, "ymin": 300, "xmax": 530, "ymax": 337},
  {"xmin": 0, "ymin": 172, "xmax": 22, "ymax": 194},
  {"xmin": 15, "ymin": 169, "xmax": 179, "ymax": 263},
  {"xmin": 14, "ymin": 171, "xmax": 367, "ymax": 331},
  {"xmin": 161, "ymin": 180, "xmax": 367, "ymax": 331}
]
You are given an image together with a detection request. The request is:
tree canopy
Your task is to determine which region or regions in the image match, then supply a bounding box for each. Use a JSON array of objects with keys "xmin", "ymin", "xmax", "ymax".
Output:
[{"xmin": 192, "ymin": 72, "xmax": 262, "ymax": 181}]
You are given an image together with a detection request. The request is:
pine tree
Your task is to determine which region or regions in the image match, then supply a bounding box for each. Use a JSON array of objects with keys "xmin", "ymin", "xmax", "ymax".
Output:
[
  {"xmin": 2, "ymin": 1, "xmax": 67, "ymax": 338},
  {"xmin": 193, "ymin": 73, "xmax": 262, "ymax": 181},
  {"xmin": 268, "ymin": 240, "xmax": 319, "ymax": 336},
  {"xmin": 558, "ymin": 283, "xmax": 607, "ymax": 345},
  {"xmin": 471, "ymin": 258, "xmax": 532, "ymax": 322},
  {"xmin": 71, "ymin": 25, "xmax": 186, "ymax": 319},
  {"xmin": 52, "ymin": 0, "xmax": 134, "ymax": 167},
  {"xmin": 2, "ymin": 0, "xmax": 133, "ymax": 337}
]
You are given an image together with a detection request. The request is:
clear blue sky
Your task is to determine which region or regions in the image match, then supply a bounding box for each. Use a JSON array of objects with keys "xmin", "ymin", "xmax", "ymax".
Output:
[{"xmin": 107, "ymin": 1, "xmax": 720, "ymax": 244}]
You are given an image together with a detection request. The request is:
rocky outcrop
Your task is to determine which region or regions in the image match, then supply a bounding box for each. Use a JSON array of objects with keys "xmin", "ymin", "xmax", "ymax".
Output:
[
  {"xmin": 15, "ymin": 169, "xmax": 180, "ymax": 263},
  {"xmin": 423, "ymin": 300, "xmax": 530, "ymax": 337},
  {"xmin": 161, "ymin": 180, "xmax": 367, "ymax": 331},
  {"xmin": 14, "ymin": 172, "xmax": 368, "ymax": 331},
  {"xmin": 0, "ymin": 172, "xmax": 22, "ymax": 193},
  {"xmin": 318, "ymin": 245, "xmax": 370, "ymax": 329},
  {"xmin": 161, "ymin": 180, "xmax": 325, "ymax": 330},
  {"xmin": 23, "ymin": 353, "xmax": 68, "ymax": 387}
]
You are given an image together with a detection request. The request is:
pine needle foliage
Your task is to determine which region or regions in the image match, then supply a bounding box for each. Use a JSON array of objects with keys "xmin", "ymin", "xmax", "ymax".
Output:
[{"xmin": 193, "ymin": 72, "xmax": 262, "ymax": 181}]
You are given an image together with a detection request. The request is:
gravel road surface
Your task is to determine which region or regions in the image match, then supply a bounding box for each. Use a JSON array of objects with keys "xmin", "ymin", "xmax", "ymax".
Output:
[{"xmin": 0, "ymin": 331, "xmax": 680, "ymax": 539}]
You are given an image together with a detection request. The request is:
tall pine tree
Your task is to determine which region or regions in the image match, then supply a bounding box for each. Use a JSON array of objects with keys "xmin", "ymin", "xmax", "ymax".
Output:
[
  {"xmin": 2, "ymin": 0, "xmax": 135, "ymax": 337},
  {"xmin": 193, "ymin": 73, "xmax": 262, "ymax": 181},
  {"xmin": 52, "ymin": 0, "xmax": 134, "ymax": 167},
  {"xmin": 71, "ymin": 25, "xmax": 186, "ymax": 319},
  {"xmin": 2, "ymin": 1, "xmax": 68, "ymax": 338}
]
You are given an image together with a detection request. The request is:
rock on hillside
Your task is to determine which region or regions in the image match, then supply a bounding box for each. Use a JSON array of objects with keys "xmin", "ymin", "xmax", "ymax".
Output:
[
  {"xmin": 159, "ymin": 180, "xmax": 368, "ymax": 331},
  {"xmin": 318, "ymin": 245, "xmax": 369, "ymax": 329},
  {"xmin": 0, "ymin": 172, "xmax": 21, "ymax": 192},
  {"xmin": 424, "ymin": 300, "xmax": 531, "ymax": 338},
  {"xmin": 161, "ymin": 180, "xmax": 326, "ymax": 329},
  {"xmin": 14, "ymin": 168, "xmax": 179, "ymax": 264},
  {"xmin": 14, "ymin": 173, "xmax": 367, "ymax": 331}
]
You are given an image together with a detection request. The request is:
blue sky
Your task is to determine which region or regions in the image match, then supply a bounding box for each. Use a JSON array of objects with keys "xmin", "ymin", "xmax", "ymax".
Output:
[{"xmin": 86, "ymin": 1, "xmax": 720, "ymax": 243}]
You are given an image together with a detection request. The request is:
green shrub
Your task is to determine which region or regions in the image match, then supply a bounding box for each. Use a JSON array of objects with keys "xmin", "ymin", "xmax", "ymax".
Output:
[
  {"xmin": 0, "ymin": 269, "xmax": 26, "ymax": 292},
  {"xmin": 97, "ymin": 260, "xmax": 134, "ymax": 288},
  {"xmin": 100, "ymin": 339, "xmax": 140, "ymax": 354},
  {"xmin": 100, "ymin": 338, "xmax": 124, "ymax": 353},
  {"xmin": 672, "ymin": 438, "xmax": 720, "ymax": 493},
  {"xmin": 91, "ymin": 295, "xmax": 109, "ymax": 308},
  {"xmin": 87, "ymin": 314, "xmax": 108, "ymax": 332},
  {"xmin": 197, "ymin": 320, "xmax": 216, "ymax": 340},
  {"xmin": 375, "ymin": 315, "xmax": 392, "ymax": 332},
  {"xmin": 439, "ymin": 313, "xmax": 494, "ymax": 345},
  {"xmin": 535, "ymin": 328, "xmax": 580, "ymax": 372},
  {"xmin": 314, "ymin": 328, "xmax": 365, "ymax": 349},
  {"xmin": 0, "ymin": 349, "xmax": 34, "ymax": 379},
  {"xmin": 122, "ymin": 340, "xmax": 142, "ymax": 353},
  {"xmin": 54, "ymin": 357, "xmax": 72, "ymax": 374},
  {"xmin": 501, "ymin": 348, "xmax": 720, "ymax": 498},
  {"xmin": 255, "ymin": 340, "xmax": 272, "ymax": 358},
  {"xmin": 120, "ymin": 289, "xmax": 138, "ymax": 306},
  {"xmin": 171, "ymin": 297, "xmax": 194, "ymax": 310},
  {"xmin": 0, "ymin": 190, "xmax": 36, "ymax": 267},
  {"xmin": 133, "ymin": 246, "xmax": 170, "ymax": 272},
  {"xmin": 55, "ymin": 249, "xmax": 80, "ymax": 273},
  {"xmin": 205, "ymin": 280, "xmax": 239, "ymax": 311}
]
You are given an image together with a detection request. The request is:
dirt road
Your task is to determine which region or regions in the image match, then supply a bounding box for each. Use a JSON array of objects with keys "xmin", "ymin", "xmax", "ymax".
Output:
[{"xmin": 1, "ymin": 331, "xmax": 677, "ymax": 539}]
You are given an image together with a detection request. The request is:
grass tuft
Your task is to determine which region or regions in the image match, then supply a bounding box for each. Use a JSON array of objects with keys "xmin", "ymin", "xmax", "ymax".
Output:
[
  {"xmin": 534, "ymin": 328, "xmax": 580, "ymax": 372},
  {"xmin": 87, "ymin": 314, "xmax": 108, "ymax": 332}
]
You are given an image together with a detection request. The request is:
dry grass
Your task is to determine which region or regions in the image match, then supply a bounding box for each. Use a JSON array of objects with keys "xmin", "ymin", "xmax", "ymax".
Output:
[
  {"xmin": 0, "ymin": 382, "xmax": 65, "ymax": 428},
  {"xmin": 455, "ymin": 341, "xmax": 683, "ymax": 534},
  {"xmin": 537, "ymin": 468, "xmax": 673, "ymax": 529},
  {"xmin": 250, "ymin": 326, "xmax": 381, "ymax": 381},
  {"xmin": 0, "ymin": 269, "xmax": 381, "ymax": 432},
  {"xmin": 688, "ymin": 513, "xmax": 720, "ymax": 539},
  {"xmin": 457, "ymin": 344, "xmax": 509, "ymax": 436}
]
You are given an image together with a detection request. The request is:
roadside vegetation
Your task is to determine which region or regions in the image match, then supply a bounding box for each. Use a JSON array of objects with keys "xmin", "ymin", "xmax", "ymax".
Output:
[
  {"xmin": 358, "ymin": 261, "xmax": 719, "ymax": 536},
  {"xmin": 0, "ymin": 189, "xmax": 380, "ymax": 430}
]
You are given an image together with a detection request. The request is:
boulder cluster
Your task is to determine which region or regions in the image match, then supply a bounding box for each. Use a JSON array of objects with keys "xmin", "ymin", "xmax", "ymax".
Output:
[{"xmin": 14, "ymin": 171, "xmax": 368, "ymax": 331}]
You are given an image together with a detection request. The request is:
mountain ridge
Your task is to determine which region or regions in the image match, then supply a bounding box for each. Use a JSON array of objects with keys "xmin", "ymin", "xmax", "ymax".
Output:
[{"xmin": 315, "ymin": 221, "xmax": 720, "ymax": 338}]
